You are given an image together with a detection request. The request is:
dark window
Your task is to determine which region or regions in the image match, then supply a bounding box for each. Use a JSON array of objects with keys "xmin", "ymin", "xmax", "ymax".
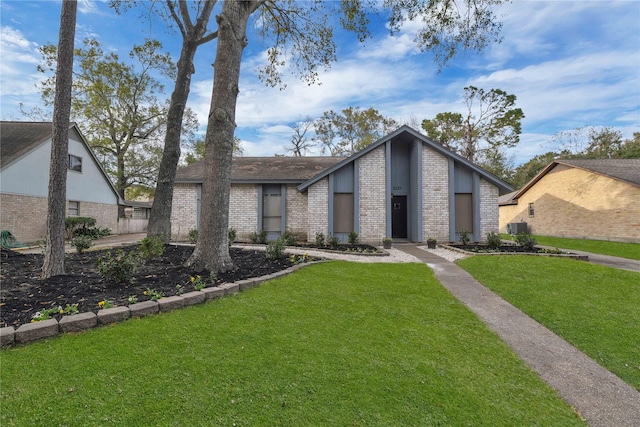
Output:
[
  {"xmin": 528, "ymin": 202, "xmax": 535, "ymax": 217},
  {"xmin": 455, "ymin": 193, "xmax": 473, "ymax": 233},
  {"xmin": 68, "ymin": 201, "xmax": 80, "ymax": 217},
  {"xmin": 333, "ymin": 193, "xmax": 354, "ymax": 233},
  {"xmin": 69, "ymin": 154, "xmax": 82, "ymax": 172}
]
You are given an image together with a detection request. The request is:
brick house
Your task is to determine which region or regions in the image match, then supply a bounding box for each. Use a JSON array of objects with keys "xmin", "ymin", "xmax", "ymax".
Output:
[
  {"xmin": 173, "ymin": 126, "xmax": 513, "ymax": 244},
  {"xmin": 499, "ymin": 159, "xmax": 640, "ymax": 243},
  {"xmin": 1, "ymin": 121, "xmax": 121, "ymax": 242}
]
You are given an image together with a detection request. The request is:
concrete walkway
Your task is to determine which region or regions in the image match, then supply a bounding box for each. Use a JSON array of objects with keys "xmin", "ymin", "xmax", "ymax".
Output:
[{"xmin": 396, "ymin": 244, "xmax": 640, "ymax": 427}]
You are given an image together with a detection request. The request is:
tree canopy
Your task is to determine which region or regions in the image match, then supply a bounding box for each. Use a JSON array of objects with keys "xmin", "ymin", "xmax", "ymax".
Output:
[
  {"xmin": 314, "ymin": 107, "xmax": 399, "ymax": 156},
  {"xmin": 37, "ymin": 38, "xmax": 197, "ymax": 199},
  {"xmin": 422, "ymin": 86, "xmax": 524, "ymax": 164}
]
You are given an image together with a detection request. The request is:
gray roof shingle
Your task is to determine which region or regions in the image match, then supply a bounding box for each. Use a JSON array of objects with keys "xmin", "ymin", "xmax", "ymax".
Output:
[
  {"xmin": 558, "ymin": 158, "xmax": 640, "ymax": 186},
  {"xmin": 1, "ymin": 122, "xmax": 54, "ymax": 169},
  {"xmin": 176, "ymin": 156, "xmax": 346, "ymax": 184}
]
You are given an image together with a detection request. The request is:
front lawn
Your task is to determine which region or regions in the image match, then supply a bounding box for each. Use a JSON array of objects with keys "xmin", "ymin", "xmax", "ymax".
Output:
[
  {"xmin": 501, "ymin": 234, "xmax": 640, "ymax": 260},
  {"xmin": 458, "ymin": 256, "xmax": 640, "ymax": 390},
  {"xmin": 0, "ymin": 262, "xmax": 583, "ymax": 426}
]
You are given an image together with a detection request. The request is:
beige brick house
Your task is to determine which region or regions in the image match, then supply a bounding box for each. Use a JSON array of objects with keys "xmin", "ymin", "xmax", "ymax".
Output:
[
  {"xmin": 499, "ymin": 159, "xmax": 640, "ymax": 243},
  {"xmin": 1, "ymin": 121, "xmax": 121, "ymax": 242},
  {"xmin": 173, "ymin": 126, "xmax": 513, "ymax": 244}
]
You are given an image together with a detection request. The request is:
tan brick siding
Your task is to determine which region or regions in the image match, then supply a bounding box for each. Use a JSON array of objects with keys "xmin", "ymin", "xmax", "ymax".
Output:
[
  {"xmin": 479, "ymin": 179, "xmax": 499, "ymax": 240},
  {"xmin": 307, "ymin": 178, "xmax": 329, "ymax": 242},
  {"xmin": 229, "ymin": 184, "xmax": 258, "ymax": 241},
  {"xmin": 358, "ymin": 145, "xmax": 386, "ymax": 243},
  {"xmin": 422, "ymin": 147, "xmax": 449, "ymax": 241},
  {"xmin": 170, "ymin": 183, "xmax": 198, "ymax": 240},
  {"xmin": 286, "ymin": 184, "xmax": 308, "ymax": 241},
  {"xmin": 499, "ymin": 166, "xmax": 640, "ymax": 242},
  {"xmin": 0, "ymin": 193, "xmax": 118, "ymax": 242}
]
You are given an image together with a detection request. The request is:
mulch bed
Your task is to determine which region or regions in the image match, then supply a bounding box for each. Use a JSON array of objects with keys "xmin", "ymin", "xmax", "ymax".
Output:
[{"xmin": 0, "ymin": 245, "xmax": 302, "ymax": 328}]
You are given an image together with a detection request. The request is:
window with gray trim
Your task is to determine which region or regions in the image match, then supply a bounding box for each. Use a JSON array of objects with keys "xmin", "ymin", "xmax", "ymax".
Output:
[
  {"xmin": 68, "ymin": 154, "xmax": 82, "ymax": 172},
  {"xmin": 528, "ymin": 202, "xmax": 534, "ymax": 217},
  {"xmin": 262, "ymin": 184, "xmax": 282, "ymax": 232},
  {"xmin": 333, "ymin": 193, "xmax": 354, "ymax": 233},
  {"xmin": 68, "ymin": 201, "xmax": 80, "ymax": 217}
]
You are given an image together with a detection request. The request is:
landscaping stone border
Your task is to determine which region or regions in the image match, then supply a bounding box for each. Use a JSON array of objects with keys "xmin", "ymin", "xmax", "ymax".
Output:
[
  {"xmin": 440, "ymin": 244, "xmax": 589, "ymax": 261},
  {"xmin": 1, "ymin": 261, "xmax": 321, "ymax": 348}
]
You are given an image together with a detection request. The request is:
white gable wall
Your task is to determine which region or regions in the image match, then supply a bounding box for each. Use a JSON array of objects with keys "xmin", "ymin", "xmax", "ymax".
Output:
[{"xmin": 1, "ymin": 134, "xmax": 117, "ymax": 205}]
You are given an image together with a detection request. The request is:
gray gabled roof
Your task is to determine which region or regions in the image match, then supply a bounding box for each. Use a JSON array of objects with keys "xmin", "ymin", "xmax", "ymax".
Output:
[
  {"xmin": 298, "ymin": 125, "xmax": 514, "ymax": 193},
  {"xmin": 0, "ymin": 121, "xmax": 122, "ymax": 203},
  {"xmin": 511, "ymin": 158, "xmax": 640, "ymax": 201},
  {"xmin": 175, "ymin": 156, "xmax": 346, "ymax": 184},
  {"xmin": 1, "ymin": 121, "xmax": 53, "ymax": 169}
]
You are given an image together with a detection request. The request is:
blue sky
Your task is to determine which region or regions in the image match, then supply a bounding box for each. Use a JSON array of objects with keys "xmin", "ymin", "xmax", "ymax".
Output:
[{"xmin": 1, "ymin": 0, "xmax": 639, "ymax": 165}]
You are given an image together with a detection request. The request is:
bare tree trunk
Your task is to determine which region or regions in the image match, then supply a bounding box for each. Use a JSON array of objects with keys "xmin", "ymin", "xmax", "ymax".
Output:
[
  {"xmin": 147, "ymin": 0, "xmax": 217, "ymax": 243},
  {"xmin": 42, "ymin": 0, "xmax": 77, "ymax": 279},
  {"xmin": 147, "ymin": 42, "xmax": 197, "ymax": 242},
  {"xmin": 186, "ymin": 0, "xmax": 258, "ymax": 273}
]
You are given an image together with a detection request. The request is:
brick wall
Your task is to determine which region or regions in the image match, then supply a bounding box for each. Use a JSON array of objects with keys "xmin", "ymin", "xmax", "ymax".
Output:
[
  {"xmin": 499, "ymin": 165, "xmax": 640, "ymax": 242},
  {"xmin": 229, "ymin": 184, "xmax": 258, "ymax": 241},
  {"xmin": 307, "ymin": 178, "xmax": 329, "ymax": 242},
  {"xmin": 358, "ymin": 145, "xmax": 386, "ymax": 243},
  {"xmin": 422, "ymin": 147, "xmax": 450, "ymax": 241},
  {"xmin": 0, "ymin": 193, "xmax": 117, "ymax": 242},
  {"xmin": 479, "ymin": 179, "xmax": 499, "ymax": 240},
  {"xmin": 170, "ymin": 183, "xmax": 198, "ymax": 240},
  {"xmin": 285, "ymin": 184, "xmax": 308, "ymax": 241}
]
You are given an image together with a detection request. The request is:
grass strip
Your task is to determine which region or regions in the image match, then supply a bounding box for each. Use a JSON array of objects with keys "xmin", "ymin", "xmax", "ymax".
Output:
[
  {"xmin": 1, "ymin": 262, "xmax": 583, "ymax": 426},
  {"xmin": 501, "ymin": 234, "xmax": 640, "ymax": 260},
  {"xmin": 458, "ymin": 256, "xmax": 640, "ymax": 390}
]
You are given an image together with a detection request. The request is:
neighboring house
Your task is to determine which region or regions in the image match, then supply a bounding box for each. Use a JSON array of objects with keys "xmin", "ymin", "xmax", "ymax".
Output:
[
  {"xmin": 499, "ymin": 159, "xmax": 640, "ymax": 243},
  {"xmin": 1, "ymin": 121, "xmax": 121, "ymax": 242},
  {"xmin": 173, "ymin": 126, "xmax": 513, "ymax": 244}
]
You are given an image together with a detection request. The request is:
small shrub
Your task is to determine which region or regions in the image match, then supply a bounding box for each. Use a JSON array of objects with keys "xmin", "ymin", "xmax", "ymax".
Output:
[
  {"xmin": 139, "ymin": 236, "xmax": 165, "ymax": 261},
  {"xmin": 250, "ymin": 230, "xmax": 268, "ymax": 244},
  {"xmin": 282, "ymin": 228, "xmax": 296, "ymax": 245},
  {"xmin": 348, "ymin": 231, "xmax": 359, "ymax": 245},
  {"xmin": 188, "ymin": 228, "xmax": 199, "ymax": 244},
  {"xmin": 265, "ymin": 237, "xmax": 286, "ymax": 260},
  {"xmin": 73, "ymin": 226, "xmax": 111, "ymax": 239},
  {"xmin": 515, "ymin": 233, "xmax": 537, "ymax": 251},
  {"xmin": 459, "ymin": 229, "xmax": 471, "ymax": 245},
  {"xmin": 327, "ymin": 234, "xmax": 340, "ymax": 250},
  {"xmin": 71, "ymin": 235, "xmax": 93, "ymax": 253},
  {"xmin": 315, "ymin": 232, "xmax": 325, "ymax": 246},
  {"xmin": 144, "ymin": 288, "xmax": 164, "ymax": 301},
  {"xmin": 486, "ymin": 232, "xmax": 501, "ymax": 250},
  {"xmin": 228, "ymin": 227, "xmax": 237, "ymax": 244},
  {"xmin": 97, "ymin": 249, "xmax": 141, "ymax": 284},
  {"xmin": 64, "ymin": 217, "xmax": 96, "ymax": 240}
]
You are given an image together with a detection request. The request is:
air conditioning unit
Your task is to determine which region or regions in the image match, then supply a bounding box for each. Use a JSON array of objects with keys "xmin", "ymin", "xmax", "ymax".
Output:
[{"xmin": 507, "ymin": 222, "xmax": 528, "ymax": 235}]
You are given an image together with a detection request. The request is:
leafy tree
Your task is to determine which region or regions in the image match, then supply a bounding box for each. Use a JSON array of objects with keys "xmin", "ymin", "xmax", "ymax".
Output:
[
  {"xmin": 42, "ymin": 0, "xmax": 77, "ymax": 279},
  {"xmin": 314, "ymin": 107, "xmax": 399, "ymax": 156},
  {"xmin": 551, "ymin": 126, "xmax": 639, "ymax": 159},
  {"xmin": 185, "ymin": 136, "xmax": 244, "ymax": 165},
  {"xmin": 188, "ymin": 0, "xmax": 509, "ymax": 273},
  {"xmin": 37, "ymin": 38, "xmax": 194, "ymax": 200},
  {"xmin": 509, "ymin": 151, "xmax": 569, "ymax": 190},
  {"xmin": 618, "ymin": 132, "xmax": 640, "ymax": 158},
  {"xmin": 421, "ymin": 86, "xmax": 524, "ymax": 163},
  {"xmin": 287, "ymin": 118, "xmax": 315, "ymax": 157},
  {"xmin": 475, "ymin": 146, "xmax": 514, "ymax": 183}
]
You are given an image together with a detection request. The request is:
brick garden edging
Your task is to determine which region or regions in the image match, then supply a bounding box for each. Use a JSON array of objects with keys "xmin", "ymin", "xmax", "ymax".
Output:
[
  {"xmin": 439, "ymin": 244, "xmax": 589, "ymax": 260},
  {"xmin": 0, "ymin": 261, "xmax": 321, "ymax": 348}
]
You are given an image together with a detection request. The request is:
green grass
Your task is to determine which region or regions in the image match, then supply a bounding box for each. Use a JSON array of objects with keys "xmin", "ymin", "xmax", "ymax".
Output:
[
  {"xmin": 1, "ymin": 262, "xmax": 583, "ymax": 426},
  {"xmin": 501, "ymin": 234, "xmax": 640, "ymax": 260},
  {"xmin": 458, "ymin": 256, "xmax": 640, "ymax": 390}
]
